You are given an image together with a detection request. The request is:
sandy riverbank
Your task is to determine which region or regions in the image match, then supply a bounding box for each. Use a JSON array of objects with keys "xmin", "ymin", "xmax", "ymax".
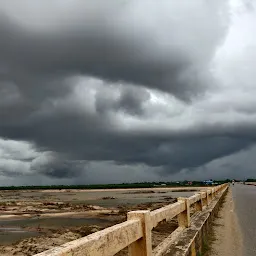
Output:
[{"xmin": 209, "ymin": 188, "xmax": 243, "ymax": 256}]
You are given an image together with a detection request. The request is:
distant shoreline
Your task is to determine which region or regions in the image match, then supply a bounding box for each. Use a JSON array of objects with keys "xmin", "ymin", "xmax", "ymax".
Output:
[
  {"xmin": 0, "ymin": 187, "xmax": 208, "ymax": 193},
  {"xmin": 39, "ymin": 187, "xmax": 206, "ymax": 193},
  {"xmin": 0, "ymin": 182, "xmax": 224, "ymax": 191}
]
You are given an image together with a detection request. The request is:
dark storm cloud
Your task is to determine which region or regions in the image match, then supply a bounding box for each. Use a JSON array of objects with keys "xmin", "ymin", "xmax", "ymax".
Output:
[
  {"xmin": 30, "ymin": 156, "xmax": 85, "ymax": 178},
  {"xmin": 95, "ymin": 86, "xmax": 150, "ymax": 115},
  {"xmin": 1, "ymin": 0, "xmax": 256, "ymax": 183},
  {"xmin": 0, "ymin": 0, "xmax": 229, "ymax": 100},
  {"xmin": 1, "ymin": 99, "xmax": 255, "ymax": 177}
]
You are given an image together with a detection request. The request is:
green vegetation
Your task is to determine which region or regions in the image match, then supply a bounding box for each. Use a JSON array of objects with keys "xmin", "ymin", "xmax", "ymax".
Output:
[
  {"xmin": 246, "ymin": 178, "xmax": 256, "ymax": 182},
  {"xmin": 201, "ymin": 238, "xmax": 210, "ymax": 255},
  {"xmin": 0, "ymin": 180, "xmax": 227, "ymax": 190}
]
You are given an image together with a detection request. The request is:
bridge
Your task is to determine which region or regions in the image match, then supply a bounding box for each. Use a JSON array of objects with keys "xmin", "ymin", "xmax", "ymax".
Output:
[{"xmin": 35, "ymin": 184, "xmax": 228, "ymax": 256}]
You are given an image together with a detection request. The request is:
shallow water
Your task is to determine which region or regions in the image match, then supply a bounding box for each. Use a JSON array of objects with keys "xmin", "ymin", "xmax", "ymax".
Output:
[
  {"xmin": 0, "ymin": 227, "xmax": 40, "ymax": 245},
  {"xmin": 0, "ymin": 189, "xmax": 197, "ymax": 245},
  {"xmin": 1, "ymin": 190, "xmax": 195, "ymax": 206},
  {"xmin": 80, "ymin": 191, "xmax": 194, "ymax": 207},
  {"xmin": 0, "ymin": 217, "xmax": 112, "ymax": 245},
  {"xmin": 0, "ymin": 217, "xmax": 112, "ymax": 229}
]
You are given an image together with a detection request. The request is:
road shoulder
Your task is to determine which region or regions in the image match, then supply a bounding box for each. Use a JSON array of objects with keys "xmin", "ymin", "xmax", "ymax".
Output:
[{"xmin": 208, "ymin": 188, "xmax": 243, "ymax": 256}]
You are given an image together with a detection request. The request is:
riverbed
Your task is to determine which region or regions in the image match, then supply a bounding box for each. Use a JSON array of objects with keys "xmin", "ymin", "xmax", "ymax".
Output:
[{"xmin": 0, "ymin": 187, "xmax": 200, "ymax": 254}]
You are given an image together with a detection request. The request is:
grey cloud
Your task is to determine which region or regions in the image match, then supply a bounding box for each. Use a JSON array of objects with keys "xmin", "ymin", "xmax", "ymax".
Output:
[
  {"xmin": 1, "ymin": 98, "xmax": 255, "ymax": 172},
  {"xmin": 0, "ymin": 138, "xmax": 85, "ymax": 179},
  {"xmin": 31, "ymin": 154, "xmax": 85, "ymax": 178},
  {"xmin": 95, "ymin": 86, "xmax": 150, "ymax": 115},
  {"xmin": 1, "ymin": 81, "xmax": 256, "ymax": 180},
  {"xmin": 0, "ymin": 0, "xmax": 229, "ymax": 100},
  {"xmin": 0, "ymin": 138, "xmax": 38, "ymax": 161},
  {"xmin": 1, "ymin": 0, "xmax": 256, "ymax": 183},
  {"xmin": 181, "ymin": 144, "xmax": 256, "ymax": 181}
]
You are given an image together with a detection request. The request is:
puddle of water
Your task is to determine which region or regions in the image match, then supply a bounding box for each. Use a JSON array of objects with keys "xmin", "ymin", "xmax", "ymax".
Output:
[
  {"xmin": 0, "ymin": 217, "xmax": 112, "ymax": 229},
  {"xmin": 0, "ymin": 227, "xmax": 40, "ymax": 245},
  {"xmin": 0, "ymin": 217, "xmax": 112, "ymax": 245},
  {"xmin": 0, "ymin": 227, "xmax": 24, "ymax": 232},
  {"xmin": 79, "ymin": 191, "xmax": 194, "ymax": 207}
]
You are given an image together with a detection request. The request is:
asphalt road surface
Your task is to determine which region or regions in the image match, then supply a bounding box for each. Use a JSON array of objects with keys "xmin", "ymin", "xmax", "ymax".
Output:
[{"xmin": 232, "ymin": 184, "xmax": 256, "ymax": 256}]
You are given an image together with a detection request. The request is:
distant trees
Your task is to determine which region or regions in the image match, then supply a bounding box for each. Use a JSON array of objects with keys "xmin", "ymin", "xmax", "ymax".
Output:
[
  {"xmin": 0, "ymin": 180, "xmax": 227, "ymax": 191},
  {"xmin": 246, "ymin": 178, "xmax": 256, "ymax": 182}
]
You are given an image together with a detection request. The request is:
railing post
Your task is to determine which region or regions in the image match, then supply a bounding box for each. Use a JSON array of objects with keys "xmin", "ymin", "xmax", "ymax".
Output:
[
  {"xmin": 191, "ymin": 240, "xmax": 196, "ymax": 256},
  {"xmin": 195, "ymin": 193, "xmax": 203, "ymax": 211},
  {"xmin": 212, "ymin": 188, "xmax": 215, "ymax": 199},
  {"xmin": 178, "ymin": 197, "xmax": 190, "ymax": 228},
  {"xmin": 200, "ymin": 191, "xmax": 207, "ymax": 208},
  {"xmin": 127, "ymin": 210, "xmax": 152, "ymax": 256},
  {"xmin": 207, "ymin": 189, "xmax": 212, "ymax": 203}
]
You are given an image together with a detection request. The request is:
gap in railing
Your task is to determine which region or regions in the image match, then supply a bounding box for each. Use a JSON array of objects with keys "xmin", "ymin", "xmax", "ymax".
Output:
[
  {"xmin": 114, "ymin": 218, "xmax": 178, "ymax": 256},
  {"xmin": 115, "ymin": 246, "xmax": 128, "ymax": 256},
  {"xmin": 152, "ymin": 218, "xmax": 178, "ymax": 249}
]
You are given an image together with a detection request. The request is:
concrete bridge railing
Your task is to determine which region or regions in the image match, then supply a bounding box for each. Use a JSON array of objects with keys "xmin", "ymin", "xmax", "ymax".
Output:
[{"xmin": 35, "ymin": 184, "xmax": 228, "ymax": 256}]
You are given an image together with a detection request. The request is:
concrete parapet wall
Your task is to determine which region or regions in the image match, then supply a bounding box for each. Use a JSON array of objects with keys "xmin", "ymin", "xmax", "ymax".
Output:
[
  {"xmin": 35, "ymin": 184, "xmax": 228, "ymax": 256},
  {"xmin": 163, "ymin": 185, "xmax": 228, "ymax": 256}
]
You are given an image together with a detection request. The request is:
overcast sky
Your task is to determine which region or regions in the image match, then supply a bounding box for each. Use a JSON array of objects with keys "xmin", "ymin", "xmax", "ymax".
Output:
[{"xmin": 0, "ymin": 0, "xmax": 256, "ymax": 186}]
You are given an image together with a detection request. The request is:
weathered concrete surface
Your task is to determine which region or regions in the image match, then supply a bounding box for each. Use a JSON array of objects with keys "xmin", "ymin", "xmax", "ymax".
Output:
[
  {"xmin": 35, "ymin": 219, "xmax": 143, "ymax": 256},
  {"xmin": 232, "ymin": 184, "xmax": 256, "ymax": 256},
  {"xmin": 208, "ymin": 188, "xmax": 243, "ymax": 256},
  {"xmin": 153, "ymin": 227, "xmax": 184, "ymax": 256},
  {"xmin": 163, "ymin": 186, "xmax": 228, "ymax": 256},
  {"xmin": 127, "ymin": 210, "xmax": 152, "ymax": 256}
]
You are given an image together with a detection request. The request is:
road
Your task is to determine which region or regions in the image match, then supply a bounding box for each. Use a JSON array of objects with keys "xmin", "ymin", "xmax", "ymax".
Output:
[{"xmin": 232, "ymin": 184, "xmax": 256, "ymax": 256}]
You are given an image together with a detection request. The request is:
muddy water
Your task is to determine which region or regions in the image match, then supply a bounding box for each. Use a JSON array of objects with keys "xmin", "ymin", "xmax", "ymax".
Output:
[
  {"xmin": 1, "ymin": 190, "xmax": 195, "ymax": 206},
  {"xmin": 0, "ymin": 227, "xmax": 40, "ymax": 245},
  {"xmin": 0, "ymin": 217, "xmax": 112, "ymax": 245},
  {"xmin": 80, "ymin": 191, "xmax": 194, "ymax": 207},
  {"xmin": 0, "ymin": 217, "xmax": 112, "ymax": 229},
  {"xmin": 0, "ymin": 189, "xmax": 196, "ymax": 245}
]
